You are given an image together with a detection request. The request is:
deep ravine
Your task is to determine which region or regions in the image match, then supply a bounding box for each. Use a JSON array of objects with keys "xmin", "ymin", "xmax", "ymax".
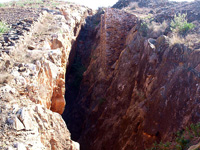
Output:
[
  {"xmin": 62, "ymin": 9, "xmax": 103, "ymax": 141},
  {"xmin": 63, "ymin": 1, "xmax": 200, "ymax": 150}
]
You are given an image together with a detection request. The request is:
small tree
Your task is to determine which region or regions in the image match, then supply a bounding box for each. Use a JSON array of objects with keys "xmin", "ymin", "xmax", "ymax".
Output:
[{"xmin": 170, "ymin": 13, "xmax": 195, "ymax": 36}]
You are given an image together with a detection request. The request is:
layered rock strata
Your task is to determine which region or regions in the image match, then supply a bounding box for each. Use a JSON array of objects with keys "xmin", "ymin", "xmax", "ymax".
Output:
[{"xmin": 0, "ymin": 3, "xmax": 91, "ymax": 150}]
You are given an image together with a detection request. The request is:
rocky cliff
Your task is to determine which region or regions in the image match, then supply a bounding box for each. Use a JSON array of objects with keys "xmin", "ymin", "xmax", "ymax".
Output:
[
  {"xmin": 1, "ymin": 0, "xmax": 200, "ymax": 150},
  {"xmin": 0, "ymin": 1, "xmax": 92, "ymax": 150},
  {"xmin": 64, "ymin": 1, "xmax": 200, "ymax": 150}
]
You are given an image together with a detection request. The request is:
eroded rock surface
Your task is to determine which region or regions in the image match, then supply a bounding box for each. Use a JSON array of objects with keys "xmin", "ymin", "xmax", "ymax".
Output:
[
  {"xmin": 0, "ymin": 2, "xmax": 91, "ymax": 150},
  {"xmin": 1, "ymin": 0, "xmax": 200, "ymax": 149},
  {"xmin": 66, "ymin": 5, "xmax": 200, "ymax": 150}
]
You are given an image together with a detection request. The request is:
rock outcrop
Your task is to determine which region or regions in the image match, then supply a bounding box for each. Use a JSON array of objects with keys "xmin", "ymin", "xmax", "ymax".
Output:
[
  {"xmin": 1, "ymin": 0, "xmax": 200, "ymax": 149},
  {"xmin": 65, "ymin": 3, "xmax": 200, "ymax": 150},
  {"xmin": 112, "ymin": 0, "xmax": 168, "ymax": 9},
  {"xmin": 0, "ymin": 2, "xmax": 91, "ymax": 150}
]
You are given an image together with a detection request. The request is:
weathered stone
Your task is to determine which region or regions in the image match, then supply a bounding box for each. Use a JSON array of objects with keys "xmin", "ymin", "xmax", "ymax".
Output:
[
  {"xmin": 13, "ymin": 117, "xmax": 24, "ymax": 131},
  {"xmin": 65, "ymin": 5, "xmax": 200, "ymax": 150},
  {"xmin": 0, "ymin": 2, "xmax": 92, "ymax": 150},
  {"xmin": 14, "ymin": 143, "xmax": 26, "ymax": 150}
]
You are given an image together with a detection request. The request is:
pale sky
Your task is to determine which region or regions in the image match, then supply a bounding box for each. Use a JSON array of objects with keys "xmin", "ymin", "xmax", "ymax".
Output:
[{"xmin": 0, "ymin": 0, "xmax": 196, "ymax": 9}]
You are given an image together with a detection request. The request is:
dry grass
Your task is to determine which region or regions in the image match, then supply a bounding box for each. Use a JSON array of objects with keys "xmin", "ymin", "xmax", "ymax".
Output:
[
  {"xmin": 169, "ymin": 34, "xmax": 185, "ymax": 46},
  {"xmin": 169, "ymin": 33, "xmax": 200, "ymax": 49},
  {"xmin": 185, "ymin": 33, "xmax": 200, "ymax": 49},
  {"xmin": 139, "ymin": 19, "xmax": 169, "ymax": 37},
  {"xmin": 149, "ymin": 20, "xmax": 168, "ymax": 33}
]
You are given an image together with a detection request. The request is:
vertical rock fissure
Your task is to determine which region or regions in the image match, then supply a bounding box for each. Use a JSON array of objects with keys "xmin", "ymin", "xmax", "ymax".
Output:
[{"xmin": 62, "ymin": 10, "xmax": 103, "ymax": 142}]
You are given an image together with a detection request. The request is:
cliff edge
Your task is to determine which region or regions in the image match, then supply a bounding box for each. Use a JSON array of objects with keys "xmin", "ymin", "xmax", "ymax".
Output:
[{"xmin": 0, "ymin": 1, "xmax": 92, "ymax": 150}]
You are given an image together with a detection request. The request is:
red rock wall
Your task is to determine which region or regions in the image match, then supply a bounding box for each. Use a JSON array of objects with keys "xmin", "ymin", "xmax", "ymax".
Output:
[
  {"xmin": 76, "ymin": 8, "xmax": 200, "ymax": 150},
  {"xmin": 101, "ymin": 8, "xmax": 137, "ymax": 70}
]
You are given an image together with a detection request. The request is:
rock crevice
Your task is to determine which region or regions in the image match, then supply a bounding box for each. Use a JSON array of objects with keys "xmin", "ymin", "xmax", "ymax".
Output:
[
  {"xmin": 0, "ymin": 3, "xmax": 92, "ymax": 150},
  {"xmin": 65, "ymin": 5, "xmax": 200, "ymax": 150}
]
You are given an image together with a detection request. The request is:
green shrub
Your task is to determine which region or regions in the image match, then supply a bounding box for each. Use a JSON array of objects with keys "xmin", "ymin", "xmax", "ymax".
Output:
[
  {"xmin": 140, "ymin": 21, "xmax": 149, "ymax": 37},
  {"xmin": 0, "ymin": 21, "xmax": 10, "ymax": 35},
  {"xmin": 147, "ymin": 122, "xmax": 200, "ymax": 150},
  {"xmin": 170, "ymin": 13, "xmax": 195, "ymax": 36},
  {"xmin": 0, "ymin": 3, "xmax": 5, "ymax": 7}
]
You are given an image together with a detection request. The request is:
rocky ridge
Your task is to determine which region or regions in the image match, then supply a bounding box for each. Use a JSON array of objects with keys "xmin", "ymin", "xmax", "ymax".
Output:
[
  {"xmin": 0, "ymin": 2, "xmax": 92, "ymax": 150},
  {"xmin": 1, "ymin": 0, "xmax": 200, "ymax": 150},
  {"xmin": 64, "ymin": 0, "xmax": 200, "ymax": 150}
]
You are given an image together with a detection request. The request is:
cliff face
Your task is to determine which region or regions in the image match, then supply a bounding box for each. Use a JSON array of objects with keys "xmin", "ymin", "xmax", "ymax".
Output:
[
  {"xmin": 1, "ymin": 0, "xmax": 200, "ymax": 150},
  {"xmin": 67, "ymin": 4, "xmax": 200, "ymax": 150},
  {"xmin": 0, "ymin": 2, "xmax": 91, "ymax": 150}
]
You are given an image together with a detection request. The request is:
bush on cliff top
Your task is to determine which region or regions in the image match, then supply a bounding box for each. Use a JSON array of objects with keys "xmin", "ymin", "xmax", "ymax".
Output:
[{"xmin": 170, "ymin": 13, "xmax": 195, "ymax": 36}]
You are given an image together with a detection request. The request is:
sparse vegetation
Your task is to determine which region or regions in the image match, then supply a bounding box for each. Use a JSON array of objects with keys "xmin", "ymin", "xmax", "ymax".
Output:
[
  {"xmin": 51, "ymin": 2, "xmax": 59, "ymax": 7},
  {"xmin": 140, "ymin": 20, "xmax": 149, "ymax": 37},
  {"xmin": 139, "ymin": 17, "xmax": 168, "ymax": 38},
  {"xmin": 169, "ymin": 34, "xmax": 185, "ymax": 46},
  {"xmin": 0, "ymin": 3, "xmax": 6, "ymax": 7},
  {"xmin": 15, "ymin": 0, "xmax": 44, "ymax": 7},
  {"xmin": 0, "ymin": 21, "xmax": 10, "ymax": 35},
  {"xmin": 0, "ymin": 0, "xmax": 49, "ymax": 8},
  {"xmin": 139, "ymin": 13, "xmax": 195, "ymax": 42},
  {"xmin": 147, "ymin": 122, "xmax": 200, "ymax": 150},
  {"xmin": 170, "ymin": 13, "xmax": 195, "ymax": 36}
]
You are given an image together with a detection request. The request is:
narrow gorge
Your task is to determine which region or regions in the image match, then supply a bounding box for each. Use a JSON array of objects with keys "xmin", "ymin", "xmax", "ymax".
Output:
[{"xmin": 1, "ymin": 0, "xmax": 200, "ymax": 150}]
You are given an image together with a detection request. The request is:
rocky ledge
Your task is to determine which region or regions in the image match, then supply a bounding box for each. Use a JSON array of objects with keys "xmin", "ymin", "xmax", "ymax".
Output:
[{"xmin": 0, "ymin": 2, "xmax": 92, "ymax": 150}]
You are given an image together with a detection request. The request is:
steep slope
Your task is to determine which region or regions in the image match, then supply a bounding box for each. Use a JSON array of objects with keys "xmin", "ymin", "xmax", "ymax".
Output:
[
  {"xmin": 64, "ymin": 2, "xmax": 200, "ymax": 150},
  {"xmin": 0, "ymin": 2, "xmax": 92, "ymax": 150},
  {"xmin": 62, "ymin": 8, "xmax": 104, "ymax": 141}
]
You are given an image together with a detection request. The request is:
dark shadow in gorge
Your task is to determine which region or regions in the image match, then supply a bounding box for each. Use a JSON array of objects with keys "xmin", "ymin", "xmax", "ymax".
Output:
[{"xmin": 62, "ymin": 9, "xmax": 104, "ymax": 141}]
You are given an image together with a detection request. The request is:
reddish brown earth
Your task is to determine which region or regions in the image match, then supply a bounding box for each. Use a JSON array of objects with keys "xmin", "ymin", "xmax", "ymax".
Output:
[
  {"xmin": 1, "ymin": 0, "xmax": 200, "ymax": 150},
  {"xmin": 63, "ymin": 0, "xmax": 200, "ymax": 150}
]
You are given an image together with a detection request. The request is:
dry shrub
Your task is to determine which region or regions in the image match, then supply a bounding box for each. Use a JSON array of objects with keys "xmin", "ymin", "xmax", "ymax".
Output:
[
  {"xmin": 140, "ymin": 19, "xmax": 168, "ymax": 38},
  {"xmin": 185, "ymin": 33, "xmax": 200, "ymax": 49},
  {"xmin": 148, "ymin": 20, "xmax": 168, "ymax": 38},
  {"xmin": 169, "ymin": 34, "xmax": 185, "ymax": 46},
  {"xmin": 149, "ymin": 20, "xmax": 168, "ymax": 33},
  {"xmin": 169, "ymin": 33, "xmax": 200, "ymax": 49}
]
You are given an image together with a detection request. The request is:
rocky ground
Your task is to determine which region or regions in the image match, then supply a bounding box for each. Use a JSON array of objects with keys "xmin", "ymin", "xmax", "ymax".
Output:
[
  {"xmin": 0, "ymin": 0, "xmax": 78, "ymax": 50},
  {"xmin": 0, "ymin": 0, "xmax": 92, "ymax": 149},
  {"xmin": 1, "ymin": 0, "xmax": 200, "ymax": 150}
]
